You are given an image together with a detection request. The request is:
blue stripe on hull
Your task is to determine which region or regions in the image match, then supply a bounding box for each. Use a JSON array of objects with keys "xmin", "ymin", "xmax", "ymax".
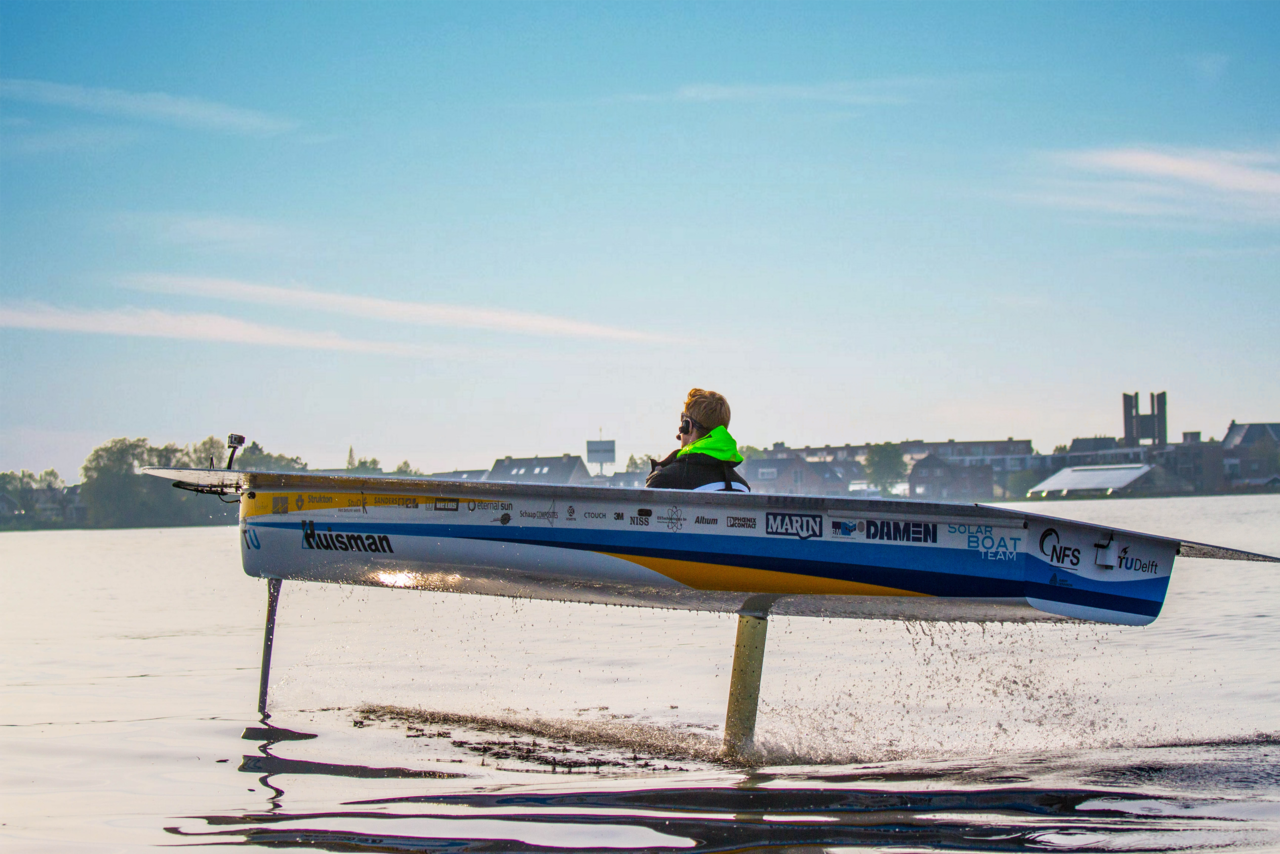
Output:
[
  {"xmin": 1023, "ymin": 555, "xmax": 1170, "ymax": 612},
  {"xmin": 1023, "ymin": 581, "xmax": 1163, "ymax": 618}
]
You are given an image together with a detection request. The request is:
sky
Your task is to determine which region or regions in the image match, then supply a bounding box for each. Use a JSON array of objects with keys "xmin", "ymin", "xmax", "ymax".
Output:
[{"xmin": 2, "ymin": 2, "xmax": 1278, "ymax": 479}]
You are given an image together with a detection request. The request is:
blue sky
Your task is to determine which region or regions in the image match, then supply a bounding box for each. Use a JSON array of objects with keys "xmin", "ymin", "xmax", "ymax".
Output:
[{"xmin": 2, "ymin": 2, "xmax": 1277, "ymax": 478}]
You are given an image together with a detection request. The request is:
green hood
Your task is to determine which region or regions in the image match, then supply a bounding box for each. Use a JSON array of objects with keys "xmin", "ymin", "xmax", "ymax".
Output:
[{"xmin": 676, "ymin": 425, "xmax": 743, "ymax": 464}]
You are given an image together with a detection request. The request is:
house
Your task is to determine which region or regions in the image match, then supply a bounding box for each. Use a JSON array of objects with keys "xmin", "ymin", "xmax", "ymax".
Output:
[
  {"xmin": 424, "ymin": 469, "xmax": 490, "ymax": 482},
  {"xmin": 1221, "ymin": 422, "xmax": 1280, "ymax": 486},
  {"xmin": 1150, "ymin": 432, "xmax": 1225, "ymax": 493},
  {"xmin": 907, "ymin": 454, "xmax": 994, "ymax": 502},
  {"xmin": 0, "ymin": 493, "xmax": 19, "ymax": 516},
  {"xmin": 740, "ymin": 456, "xmax": 847, "ymax": 496},
  {"xmin": 764, "ymin": 438, "xmax": 1040, "ymax": 496},
  {"xmin": 1027, "ymin": 464, "xmax": 1192, "ymax": 499},
  {"xmin": 604, "ymin": 471, "xmax": 648, "ymax": 488},
  {"xmin": 31, "ymin": 484, "xmax": 88, "ymax": 524},
  {"xmin": 485, "ymin": 454, "xmax": 594, "ymax": 485}
]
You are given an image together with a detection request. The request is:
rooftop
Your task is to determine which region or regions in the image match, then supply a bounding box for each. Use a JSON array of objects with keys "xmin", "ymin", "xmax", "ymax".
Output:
[{"xmin": 1030, "ymin": 464, "xmax": 1152, "ymax": 494}]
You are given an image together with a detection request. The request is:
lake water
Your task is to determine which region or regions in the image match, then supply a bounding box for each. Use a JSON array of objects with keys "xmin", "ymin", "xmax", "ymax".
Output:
[{"xmin": 3, "ymin": 494, "xmax": 1278, "ymax": 852}]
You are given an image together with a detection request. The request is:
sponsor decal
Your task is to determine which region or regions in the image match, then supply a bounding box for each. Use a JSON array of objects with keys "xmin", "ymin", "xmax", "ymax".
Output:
[
  {"xmin": 519, "ymin": 507, "xmax": 559, "ymax": 522},
  {"xmin": 468, "ymin": 500, "xmax": 513, "ymax": 512},
  {"xmin": 1048, "ymin": 572, "xmax": 1073, "ymax": 588},
  {"xmin": 726, "ymin": 516, "xmax": 756, "ymax": 529},
  {"xmin": 434, "ymin": 498, "xmax": 459, "ymax": 511},
  {"xmin": 495, "ymin": 512, "xmax": 511, "ymax": 525},
  {"xmin": 372, "ymin": 495, "xmax": 419, "ymax": 508},
  {"xmin": 567, "ymin": 505, "xmax": 576, "ymax": 520},
  {"xmin": 272, "ymin": 496, "xmax": 289, "ymax": 515},
  {"xmin": 656, "ymin": 506, "xmax": 685, "ymax": 532},
  {"xmin": 1117, "ymin": 546, "xmax": 1159, "ymax": 574},
  {"xmin": 301, "ymin": 520, "xmax": 393, "ymax": 553},
  {"xmin": 865, "ymin": 520, "xmax": 937, "ymax": 544},
  {"xmin": 613, "ymin": 512, "xmax": 624, "ymax": 521},
  {"xmin": 242, "ymin": 528, "xmax": 261, "ymax": 550},
  {"xmin": 831, "ymin": 520, "xmax": 860, "ymax": 538},
  {"xmin": 765, "ymin": 512, "xmax": 823, "ymax": 540},
  {"xmin": 584, "ymin": 511, "xmax": 606, "ymax": 520},
  {"xmin": 629, "ymin": 514, "xmax": 650, "ymax": 526},
  {"xmin": 948, "ymin": 524, "xmax": 1020, "ymax": 560},
  {"xmin": 1038, "ymin": 528, "xmax": 1080, "ymax": 568},
  {"xmin": 295, "ymin": 494, "xmax": 304, "ymax": 510},
  {"xmin": 694, "ymin": 515, "xmax": 718, "ymax": 526}
]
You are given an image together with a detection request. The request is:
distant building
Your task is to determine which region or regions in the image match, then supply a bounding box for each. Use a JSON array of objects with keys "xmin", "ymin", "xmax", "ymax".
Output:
[
  {"xmin": 740, "ymin": 456, "xmax": 847, "ymax": 495},
  {"xmin": 762, "ymin": 438, "xmax": 1038, "ymax": 495},
  {"xmin": 1027, "ymin": 464, "xmax": 1192, "ymax": 499},
  {"xmin": 1150, "ymin": 433, "xmax": 1225, "ymax": 493},
  {"xmin": 603, "ymin": 471, "xmax": 648, "ymax": 488},
  {"xmin": 1068, "ymin": 437, "xmax": 1118, "ymax": 453},
  {"xmin": 1052, "ymin": 442, "xmax": 1149, "ymax": 468},
  {"xmin": 907, "ymin": 454, "xmax": 994, "ymax": 502},
  {"xmin": 0, "ymin": 493, "xmax": 20, "ymax": 515},
  {"xmin": 1221, "ymin": 421, "xmax": 1280, "ymax": 487},
  {"xmin": 1123, "ymin": 391, "xmax": 1168, "ymax": 447},
  {"xmin": 485, "ymin": 454, "xmax": 594, "ymax": 485},
  {"xmin": 424, "ymin": 469, "xmax": 490, "ymax": 482},
  {"xmin": 32, "ymin": 485, "xmax": 88, "ymax": 524}
]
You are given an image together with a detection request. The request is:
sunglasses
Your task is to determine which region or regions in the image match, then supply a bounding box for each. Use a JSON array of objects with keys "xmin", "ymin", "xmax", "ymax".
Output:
[{"xmin": 679, "ymin": 413, "xmax": 706, "ymax": 436}]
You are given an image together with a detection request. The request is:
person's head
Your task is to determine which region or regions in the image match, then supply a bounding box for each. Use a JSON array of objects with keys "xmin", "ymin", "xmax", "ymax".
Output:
[{"xmin": 678, "ymin": 388, "xmax": 731, "ymax": 447}]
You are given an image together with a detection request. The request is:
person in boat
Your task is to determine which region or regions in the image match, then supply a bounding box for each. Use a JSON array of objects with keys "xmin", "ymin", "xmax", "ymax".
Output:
[{"xmin": 647, "ymin": 388, "xmax": 750, "ymax": 492}]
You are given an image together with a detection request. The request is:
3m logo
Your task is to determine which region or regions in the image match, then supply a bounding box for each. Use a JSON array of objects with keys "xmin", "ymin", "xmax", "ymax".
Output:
[
  {"xmin": 765, "ymin": 512, "xmax": 822, "ymax": 540},
  {"xmin": 272, "ymin": 496, "xmax": 289, "ymax": 514}
]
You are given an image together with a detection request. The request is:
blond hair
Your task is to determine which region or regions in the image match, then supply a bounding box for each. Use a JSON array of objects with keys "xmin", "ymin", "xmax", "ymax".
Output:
[{"xmin": 684, "ymin": 388, "xmax": 731, "ymax": 433}]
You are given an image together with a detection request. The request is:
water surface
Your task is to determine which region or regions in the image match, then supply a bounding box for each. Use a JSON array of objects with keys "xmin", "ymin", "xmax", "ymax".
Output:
[{"xmin": 2, "ymin": 494, "xmax": 1278, "ymax": 851}]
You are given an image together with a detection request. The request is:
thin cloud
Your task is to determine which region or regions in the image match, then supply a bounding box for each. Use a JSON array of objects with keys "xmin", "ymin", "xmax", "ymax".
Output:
[
  {"xmin": 0, "ymin": 125, "xmax": 141, "ymax": 155},
  {"xmin": 1025, "ymin": 147, "xmax": 1280, "ymax": 223},
  {"xmin": 0, "ymin": 304, "xmax": 437, "ymax": 357},
  {"xmin": 1060, "ymin": 148, "xmax": 1280, "ymax": 196},
  {"xmin": 618, "ymin": 76, "xmax": 968, "ymax": 106},
  {"xmin": 113, "ymin": 212, "xmax": 307, "ymax": 255},
  {"xmin": 0, "ymin": 78, "xmax": 295, "ymax": 136},
  {"xmin": 126, "ymin": 274, "xmax": 663, "ymax": 342}
]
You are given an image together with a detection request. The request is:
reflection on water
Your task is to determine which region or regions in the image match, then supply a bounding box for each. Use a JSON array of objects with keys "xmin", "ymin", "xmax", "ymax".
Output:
[
  {"xmin": 2, "ymin": 495, "xmax": 1278, "ymax": 850},
  {"xmin": 172, "ymin": 723, "xmax": 1280, "ymax": 852}
]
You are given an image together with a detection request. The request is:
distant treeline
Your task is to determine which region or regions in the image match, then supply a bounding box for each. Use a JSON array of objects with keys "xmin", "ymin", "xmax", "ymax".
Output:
[{"xmin": 2, "ymin": 437, "xmax": 431, "ymax": 530}]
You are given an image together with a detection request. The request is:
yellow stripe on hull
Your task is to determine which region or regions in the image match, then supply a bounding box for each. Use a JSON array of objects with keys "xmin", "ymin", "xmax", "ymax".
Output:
[{"xmin": 601, "ymin": 552, "xmax": 929, "ymax": 597}]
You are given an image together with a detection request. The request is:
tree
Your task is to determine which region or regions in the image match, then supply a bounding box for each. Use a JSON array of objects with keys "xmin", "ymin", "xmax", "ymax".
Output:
[
  {"xmin": 346, "ymin": 449, "xmax": 382, "ymax": 474},
  {"xmin": 14, "ymin": 470, "xmax": 37, "ymax": 515},
  {"xmin": 80, "ymin": 437, "xmax": 237, "ymax": 528},
  {"xmin": 393, "ymin": 460, "xmax": 423, "ymax": 476},
  {"xmin": 625, "ymin": 454, "xmax": 654, "ymax": 473},
  {"xmin": 863, "ymin": 443, "xmax": 907, "ymax": 493},
  {"xmin": 187, "ymin": 436, "xmax": 228, "ymax": 469},
  {"xmin": 34, "ymin": 468, "xmax": 68, "ymax": 522},
  {"xmin": 738, "ymin": 445, "xmax": 767, "ymax": 460},
  {"xmin": 235, "ymin": 441, "xmax": 307, "ymax": 472},
  {"xmin": 1004, "ymin": 468, "xmax": 1046, "ymax": 501}
]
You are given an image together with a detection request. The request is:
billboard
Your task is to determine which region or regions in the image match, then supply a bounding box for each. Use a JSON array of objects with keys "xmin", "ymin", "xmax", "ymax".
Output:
[{"xmin": 586, "ymin": 440, "xmax": 616, "ymax": 464}]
